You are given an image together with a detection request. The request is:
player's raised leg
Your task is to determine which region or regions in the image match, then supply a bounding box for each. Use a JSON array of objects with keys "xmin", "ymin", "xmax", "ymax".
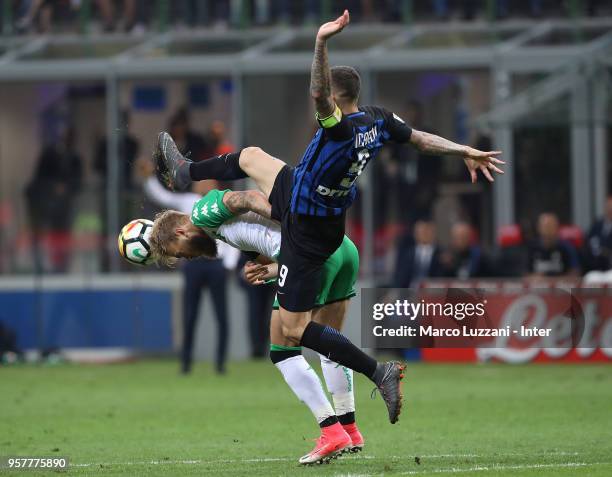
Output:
[
  {"xmin": 313, "ymin": 300, "xmax": 364, "ymax": 452},
  {"xmin": 231, "ymin": 146, "xmax": 286, "ymax": 198},
  {"xmin": 156, "ymin": 132, "xmax": 284, "ymax": 197},
  {"xmin": 269, "ymin": 311, "xmax": 351, "ymax": 465}
]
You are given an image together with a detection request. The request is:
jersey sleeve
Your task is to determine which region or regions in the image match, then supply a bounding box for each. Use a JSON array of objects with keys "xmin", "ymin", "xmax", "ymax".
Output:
[
  {"xmin": 191, "ymin": 189, "xmax": 236, "ymax": 229},
  {"xmin": 316, "ymin": 104, "xmax": 354, "ymax": 141},
  {"xmin": 379, "ymin": 107, "xmax": 413, "ymax": 144}
]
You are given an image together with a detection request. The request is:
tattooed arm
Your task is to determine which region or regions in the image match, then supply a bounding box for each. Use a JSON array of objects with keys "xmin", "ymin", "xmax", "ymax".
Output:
[
  {"xmin": 223, "ymin": 190, "xmax": 272, "ymax": 219},
  {"xmin": 410, "ymin": 129, "xmax": 471, "ymax": 156},
  {"xmin": 410, "ymin": 129, "xmax": 505, "ymax": 183},
  {"xmin": 310, "ymin": 10, "xmax": 350, "ymax": 117},
  {"xmin": 310, "ymin": 39, "xmax": 335, "ymax": 117}
]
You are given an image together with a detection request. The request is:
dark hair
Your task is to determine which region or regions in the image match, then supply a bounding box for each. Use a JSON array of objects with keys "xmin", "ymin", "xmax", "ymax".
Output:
[{"xmin": 331, "ymin": 66, "xmax": 361, "ymax": 103}]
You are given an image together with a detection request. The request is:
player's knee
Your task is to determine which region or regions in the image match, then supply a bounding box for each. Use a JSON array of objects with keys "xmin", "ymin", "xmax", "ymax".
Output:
[
  {"xmin": 239, "ymin": 146, "xmax": 263, "ymax": 170},
  {"xmin": 280, "ymin": 322, "xmax": 304, "ymax": 344}
]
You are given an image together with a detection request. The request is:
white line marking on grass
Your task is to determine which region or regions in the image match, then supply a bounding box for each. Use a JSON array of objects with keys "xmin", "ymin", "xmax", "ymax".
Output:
[
  {"xmin": 70, "ymin": 453, "xmax": 608, "ymax": 470},
  {"xmin": 399, "ymin": 462, "xmax": 610, "ymax": 475},
  {"xmin": 72, "ymin": 458, "xmax": 288, "ymax": 468}
]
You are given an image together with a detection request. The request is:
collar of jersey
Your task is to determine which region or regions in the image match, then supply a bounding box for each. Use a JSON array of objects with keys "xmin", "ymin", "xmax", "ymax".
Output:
[{"xmin": 347, "ymin": 111, "xmax": 365, "ymax": 118}]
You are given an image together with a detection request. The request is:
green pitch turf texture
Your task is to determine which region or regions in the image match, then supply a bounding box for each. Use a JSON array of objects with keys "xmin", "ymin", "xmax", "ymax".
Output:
[{"xmin": 2, "ymin": 360, "xmax": 611, "ymax": 476}]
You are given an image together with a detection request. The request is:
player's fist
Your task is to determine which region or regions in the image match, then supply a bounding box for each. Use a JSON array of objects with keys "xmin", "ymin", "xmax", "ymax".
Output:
[{"xmin": 317, "ymin": 10, "xmax": 350, "ymax": 41}]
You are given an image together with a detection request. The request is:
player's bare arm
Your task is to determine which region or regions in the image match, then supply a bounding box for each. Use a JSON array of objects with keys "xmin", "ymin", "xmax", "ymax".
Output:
[
  {"xmin": 410, "ymin": 128, "xmax": 505, "ymax": 183},
  {"xmin": 310, "ymin": 10, "xmax": 350, "ymax": 118},
  {"xmin": 223, "ymin": 190, "xmax": 272, "ymax": 219}
]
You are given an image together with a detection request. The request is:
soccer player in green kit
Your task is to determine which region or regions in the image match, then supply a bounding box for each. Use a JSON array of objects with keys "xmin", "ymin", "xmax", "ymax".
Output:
[{"xmin": 149, "ymin": 185, "xmax": 363, "ymax": 464}]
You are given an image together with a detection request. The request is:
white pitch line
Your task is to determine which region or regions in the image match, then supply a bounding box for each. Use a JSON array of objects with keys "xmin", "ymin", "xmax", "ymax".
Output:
[
  {"xmin": 70, "ymin": 453, "xmax": 606, "ymax": 469},
  {"xmin": 399, "ymin": 462, "xmax": 609, "ymax": 475},
  {"xmin": 330, "ymin": 462, "xmax": 611, "ymax": 477}
]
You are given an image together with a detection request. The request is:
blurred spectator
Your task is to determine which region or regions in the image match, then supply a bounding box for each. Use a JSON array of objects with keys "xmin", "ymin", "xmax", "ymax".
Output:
[
  {"xmin": 193, "ymin": 119, "xmax": 236, "ymax": 195},
  {"xmin": 96, "ymin": 0, "xmax": 144, "ymax": 33},
  {"xmin": 94, "ymin": 110, "xmax": 140, "ymax": 192},
  {"xmin": 15, "ymin": 0, "xmax": 59, "ymax": 33},
  {"xmin": 493, "ymin": 224, "xmax": 527, "ymax": 277},
  {"xmin": 0, "ymin": 321, "xmax": 23, "ymax": 364},
  {"xmin": 138, "ymin": 159, "xmax": 239, "ymax": 375},
  {"xmin": 171, "ymin": 108, "xmax": 210, "ymax": 159},
  {"xmin": 392, "ymin": 220, "xmax": 443, "ymax": 288},
  {"xmin": 207, "ymin": 119, "xmax": 234, "ymax": 156},
  {"xmin": 237, "ymin": 253, "xmax": 275, "ymax": 359},
  {"xmin": 253, "ymin": 0, "xmax": 272, "ymax": 25},
  {"xmin": 211, "ymin": 0, "xmax": 231, "ymax": 28},
  {"xmin": 396, "ymin": 100, "xmax": 441, "ymax": 222},
  {"xmin": 25, "ymin": 126, "xmax": 82, "ymax": 273},
  {"xmin": 15, "ymin": 0, "xmax": 145, "ymax": 34},
  {"xmin": 430, "ymin": 0, "xmax": 480, "ymax": 20},
  {"xmin": 156, "ymin": 108, "xmax": 210, "ymax": 189},
  {"xmin": 526, "ymin": 213, "xmax": 580, "ymax": 278},
  {"xmin": 176, "ymin": 0, "xmax": 207, "ymax": 27},
  {"xmin": 439, "ymin": 222, "xmax": 487, "ymax": 279},
  {"xmin": 584, "ymin": 197, "xmax": 612, "ymax": 272}
]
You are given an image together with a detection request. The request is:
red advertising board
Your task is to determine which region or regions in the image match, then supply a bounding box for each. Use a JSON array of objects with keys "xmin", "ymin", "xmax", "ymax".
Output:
[{"xmin": 418, "ymin": 280, "xmax": 612, "ymax": 363}]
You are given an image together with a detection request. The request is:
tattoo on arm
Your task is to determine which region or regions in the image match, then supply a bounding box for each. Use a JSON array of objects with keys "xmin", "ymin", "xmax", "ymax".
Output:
[
  {"xmin": 310, "ymin": 38, "xmax": 335, "ymax": 117},
  {"xmin": 224, "ymin": 190, "xmax": 272, "ymax": 219},
  {"xmin": 410, "ymin": 129, "xmax": 469, "ymax": 157}
]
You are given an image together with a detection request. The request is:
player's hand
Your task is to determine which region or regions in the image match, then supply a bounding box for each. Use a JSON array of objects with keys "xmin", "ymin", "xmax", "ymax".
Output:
[
  {"xmin": 317, "ymin": 9, "xmax": 350, "ymax": 41},
  {"xmin": 463, "ymin": 148, "xmax": 504, "ymax": 183},
  {"xmin": 243, "ymin": 261, "xmax": 277, "ymax": 285}
]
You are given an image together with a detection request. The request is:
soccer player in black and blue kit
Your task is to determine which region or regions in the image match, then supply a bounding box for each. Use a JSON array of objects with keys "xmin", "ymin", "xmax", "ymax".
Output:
[{"xmin": 158, "ymin": 9, "xmax": 504, "ymax": 461}]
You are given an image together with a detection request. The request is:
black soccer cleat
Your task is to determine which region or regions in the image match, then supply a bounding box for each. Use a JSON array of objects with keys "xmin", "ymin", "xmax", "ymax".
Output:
[
  {"xmin": 156, "ymin": 131, "xmax": 192, "ymax": 191},
  {"xmin": 373, "ymin": 361, "xmax": 406, "ymax": 424}
]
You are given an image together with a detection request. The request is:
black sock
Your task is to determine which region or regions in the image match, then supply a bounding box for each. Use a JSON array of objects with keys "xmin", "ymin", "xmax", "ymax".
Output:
[
  {"xmin": 189, "ymin": 151, "xmax": 248, "ymax": 181},
  {"xmin": 319, "ymin": 415, "xmax": 339, "ymax": 428},
  {"xmin": 338, "ymin": 412, "xmax": 355, "ymax": 426},
  {"xmin": 300, "ymin": 322, "xmax": 378, "ymax": 381},
  {"xmin": 269, "ymin": 348, "xmax": 300, "ymax": 364}
]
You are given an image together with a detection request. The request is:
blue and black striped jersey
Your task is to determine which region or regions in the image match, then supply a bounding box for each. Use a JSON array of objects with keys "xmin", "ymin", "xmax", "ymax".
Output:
[{"xmin": 291, "ymin": 105, "xmax": 412, "ymax": 216}]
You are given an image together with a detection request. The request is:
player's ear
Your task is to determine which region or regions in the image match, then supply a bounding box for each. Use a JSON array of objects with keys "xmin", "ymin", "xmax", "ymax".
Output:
[{"xmin": 175, "ymin": 227, "xmax": 187, "ymax": 238}]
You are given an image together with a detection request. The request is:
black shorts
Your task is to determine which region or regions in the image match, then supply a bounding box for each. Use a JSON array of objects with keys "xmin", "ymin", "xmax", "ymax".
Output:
[{"xmin": 269, "ymin": 165, "xmax": 346, "ymax": 312}]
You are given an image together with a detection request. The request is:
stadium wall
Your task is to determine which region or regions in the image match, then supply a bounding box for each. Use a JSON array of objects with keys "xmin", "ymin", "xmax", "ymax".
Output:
[{"xmin": 0, "ymin": 274, "xmax": 365, "ymax": 362}]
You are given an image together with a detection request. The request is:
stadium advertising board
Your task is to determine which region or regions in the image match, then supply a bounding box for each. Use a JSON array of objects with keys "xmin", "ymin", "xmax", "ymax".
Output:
[{"xmin": 362, "ymin": 280, "xmax": 612, "ymax": 363}]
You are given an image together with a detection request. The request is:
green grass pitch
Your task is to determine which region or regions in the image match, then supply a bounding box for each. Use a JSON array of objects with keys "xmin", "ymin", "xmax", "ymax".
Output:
[{"xmin": 2, "ymin": 360, "xmax": 611, "ymax": 476}]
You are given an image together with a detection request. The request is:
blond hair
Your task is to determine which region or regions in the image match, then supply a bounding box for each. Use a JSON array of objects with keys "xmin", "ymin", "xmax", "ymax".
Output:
[{"xmin": 149, "ymin": 210, "xmax": 186, "ymax": 267}]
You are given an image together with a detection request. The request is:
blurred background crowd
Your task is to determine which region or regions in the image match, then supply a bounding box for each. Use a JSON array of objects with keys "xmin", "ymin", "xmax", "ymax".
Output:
[{"xmin": 1, "ymin": 0, "xmax": 611, "ymax": 35}]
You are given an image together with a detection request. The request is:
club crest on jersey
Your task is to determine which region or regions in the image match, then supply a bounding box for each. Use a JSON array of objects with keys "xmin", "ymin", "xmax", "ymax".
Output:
[{"xmin": 355, "ymin": 125, "xmax": 378, "ymax": 148}]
